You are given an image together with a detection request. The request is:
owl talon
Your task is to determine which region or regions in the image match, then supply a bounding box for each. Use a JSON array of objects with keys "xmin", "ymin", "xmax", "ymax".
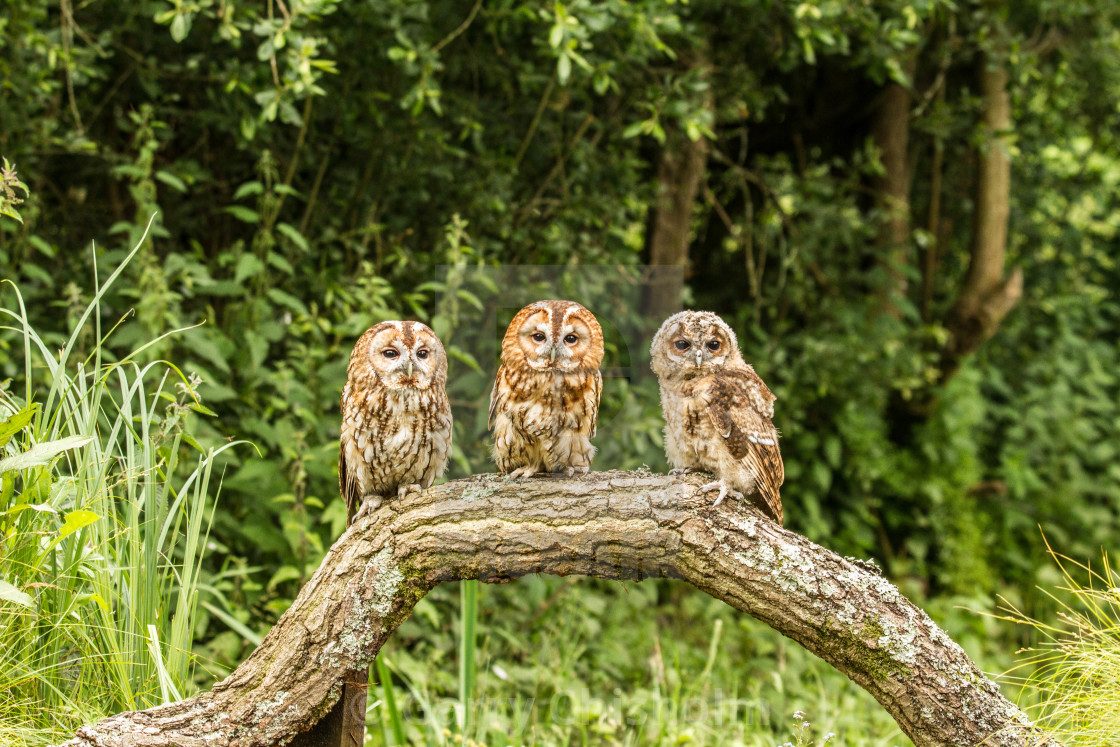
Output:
[
  {"xmin": 507, "ymin": 466, "xmax": 537, "ymax": 481},
  {"xmin": 354, "ymin": 494, "xmax": 383, "ymax": 523},
  {"xmin": 700, "ymin": 480, "xmax": 744, "ymax": 507},
  {"xmin": 397, "ymin": 483, "xmax": 423, "ymax": 501},
  {"xmin": 670, "ymin": 467, "xmax": 706, "ymax": 477}
]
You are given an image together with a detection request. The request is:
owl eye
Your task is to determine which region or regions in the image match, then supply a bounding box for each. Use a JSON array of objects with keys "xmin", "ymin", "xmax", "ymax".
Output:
[
  {"xmin": 531, "ymin": 332, "xmax": 547, "ymax": 343},
  {"xmin": 674, "ymin": 340, "xmax": 691, "ymax": 351},
  {"xmin": 564, "ymin": 334, "xmax": 578, "ymax": 344},
  {"xmin": 382, "ymin": 349, "xmax": 399, "ymax": 359},
  {"xmin": 706, "ymin": 340, "xmax": 721, "ymax": 351},
  {"xmin": 416, "ymin": 349, "xmax": 429, "ymax": 359}
]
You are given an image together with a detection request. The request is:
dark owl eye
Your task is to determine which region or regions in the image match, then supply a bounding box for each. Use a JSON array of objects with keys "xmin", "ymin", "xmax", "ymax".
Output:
[
  {"xmin": 382, "ymin": 349, "xmax": 399, "ymax": 359},
  {"xmin": 416, "ymin": 349, "xmax": 429, "ymax": 359},
  {"xmin": 564, "ymin": 334, "xmax": 578, "ymax": 344},
  {"xmin": 706, "ymin": 340, "xmax": 721, "ymax": 351},
  {"xmin": 674, "ymin": 340, "xmax": 691, "ymax": 351},
  {"xmin": 531, "ymin": 332, "xmax": 547, "ymax": 343}
]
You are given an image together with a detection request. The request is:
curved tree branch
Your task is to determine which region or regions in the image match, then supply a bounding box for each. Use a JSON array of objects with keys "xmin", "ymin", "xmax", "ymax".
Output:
[{"xmin": 59, "ymin": 471, "xmax": 1055, "ymax": 747}]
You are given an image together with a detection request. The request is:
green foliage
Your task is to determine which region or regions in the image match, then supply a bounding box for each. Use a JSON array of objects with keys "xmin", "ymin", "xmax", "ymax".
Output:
[
  {"xmin": 997, "ymin": 546, "xmax": 1120, "ymax": 746},
  {"xmin": 0, "ymin": 235, "xmax": 241, "ymax": 742},
  {"xmin": 0, "ymin": 160, "xmax": 29, "ymax": 225}
]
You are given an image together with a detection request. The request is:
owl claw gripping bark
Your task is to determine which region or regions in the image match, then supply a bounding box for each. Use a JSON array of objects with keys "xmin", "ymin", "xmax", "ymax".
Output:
[
  {"xmin": 352, "ymin": 494, "xmax": 383, "ymax": 523},
  {"xmin": 396, "ymin": 483, "xmax": 423, "ymax": 501},
  {"xmin": 507, "ymin": 466, "xmax": 538, "ymax": 481},
  {"xmin": 700, "ymin": 479, "xmax": 744, "ymax": 507}
]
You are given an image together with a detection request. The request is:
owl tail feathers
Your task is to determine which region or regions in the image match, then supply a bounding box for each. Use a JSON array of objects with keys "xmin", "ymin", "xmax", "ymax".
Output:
[{"xmin": 753, "ymin": 487, "xmax": 784, "ymax": 526}]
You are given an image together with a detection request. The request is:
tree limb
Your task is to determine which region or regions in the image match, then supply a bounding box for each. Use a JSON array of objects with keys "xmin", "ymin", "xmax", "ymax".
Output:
[
  {"xmin": 941, "ymin": 55, "xmax": 1022, "ymax": 381},
  {"xmin": 58, "ymin": 471, "xmax": 1056, "ymax": 747}
]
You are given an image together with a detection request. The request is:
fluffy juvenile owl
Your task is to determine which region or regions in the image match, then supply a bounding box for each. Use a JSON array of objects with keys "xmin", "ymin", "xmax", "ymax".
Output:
[
  {"xmin": 340, "ymin": 321, "xmax": 453, "ymax": 523},
  {"xmin": 489, "ymin": 300, "xmax": 604, "ymax": 479},
  {"xmin": 650, "ymin": 311, "xmax": 785, "ymax": 524}
]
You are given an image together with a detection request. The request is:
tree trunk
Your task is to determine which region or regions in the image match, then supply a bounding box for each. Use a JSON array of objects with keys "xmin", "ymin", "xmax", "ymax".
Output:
[
  {"xmin": 58, "ymin": 471, "xmax": 1057, "ymax": 747},
  {"xmin": 643, "ymin": 134, "xmax": 709, "ymax": 318},
  {"xmin": 941, "ymin": 55, "xmax": 1022, "ymax": 380},
  {"xmin": 871, "ymin": 76, "xmax": 914, "ymax": 315}
]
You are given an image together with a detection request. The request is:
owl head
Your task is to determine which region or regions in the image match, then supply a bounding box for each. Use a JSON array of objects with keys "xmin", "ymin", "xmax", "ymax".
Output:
[
  {"xmin": 349, "ymin": 320, "xmax": 448, "ymax": 390},
  {"xmin": 650, "ymin": 310, "xmax": 744, "ymax": 379},
  {"xmin": 501, "ymin": 300, "xmax": 604, "ymax": 373}
]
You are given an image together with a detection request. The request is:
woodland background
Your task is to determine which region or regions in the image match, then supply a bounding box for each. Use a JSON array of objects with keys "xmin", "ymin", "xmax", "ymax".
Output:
[{"xmin": 1, "ymin": 0, "xmax": 1119, "ymax": 744}]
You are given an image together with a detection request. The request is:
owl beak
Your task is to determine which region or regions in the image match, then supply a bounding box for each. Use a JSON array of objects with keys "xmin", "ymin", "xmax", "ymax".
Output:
[
  {"xmin": 694, "ymin": 350, "xmax": 703, "ymax": 367},
  {"xmin": 406, "ymin": 360, "xmax": 414, "ymax": 377},
  {"xmin": 550, "ymin": 345, "xmax": 559, "ymax": 362}
]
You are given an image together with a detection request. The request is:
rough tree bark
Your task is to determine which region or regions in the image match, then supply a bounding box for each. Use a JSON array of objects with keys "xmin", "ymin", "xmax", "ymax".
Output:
[
  {"xmin": 58, "ymin": 471, "xmax": 1056, "ymax": 747},
  {"xmin": 941, "ymin": 54, "xmax": 1022, "ymax": 380}
]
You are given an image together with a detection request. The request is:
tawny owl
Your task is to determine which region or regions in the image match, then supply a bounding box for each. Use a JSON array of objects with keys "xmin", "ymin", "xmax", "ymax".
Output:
[
  {"xmin": 650, "ymin": 311, "xmax": 785, "ymax": 524},
  {"xmin": 489, "ymin": 300, "xmax": 604, "ymax": 479},
  {"xmin": 340, "ymin": 320, "xmax": 453, "ymax": 523}
]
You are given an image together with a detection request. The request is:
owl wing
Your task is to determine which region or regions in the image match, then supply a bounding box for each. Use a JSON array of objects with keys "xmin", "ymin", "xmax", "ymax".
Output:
[
  {"xmin": 707, "ymin": 371, "xmax": 784, "ymax": 524},
  {"xmin": 588, "ymin": 369, "xmax": 602, "ymax": 437},
  {"xmin": 487, "ymin": 365, "xmax": 506, "ymax": 432},
  {"xmin": 339, "ymin": 447, "xmax": 362, "ymax": 526}
]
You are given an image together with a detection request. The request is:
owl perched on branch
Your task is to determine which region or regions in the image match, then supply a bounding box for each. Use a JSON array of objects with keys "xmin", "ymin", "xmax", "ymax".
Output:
[
  {"xmin": 340, "ymin": 321, "xmax": 453, "ymax": 523},
  {"xmin": 489, "ymin": 300, "xmax": 604, "ymax": 479},
  {"xmin": 650, "ymin": 311, "xmax": 785, "ymax": 524}
]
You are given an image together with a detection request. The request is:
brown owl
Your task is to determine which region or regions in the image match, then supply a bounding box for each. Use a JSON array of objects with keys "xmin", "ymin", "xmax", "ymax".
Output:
[
  {"xmin": 340, "ymin": 321, "xmax": 453, "ymax": 523},
  {"xmin": 489, "ymin": 300, "xmax": 604, "ymax": 478},
  {"xmin": 650, "ymin": 311, "xmax": 784, "ymax": 524}
]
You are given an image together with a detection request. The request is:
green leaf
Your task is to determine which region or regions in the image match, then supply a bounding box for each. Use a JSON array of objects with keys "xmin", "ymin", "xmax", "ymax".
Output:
[
  {"xmin": 266, "ymin": 251, "xmax": 295, "ymax": 275},
  {"xmin": 276, "ymin": 222, "xmax": 310, "ymax": 252},
  {"xmin": 267, "ymin": 288, "xmax": 308, "ymax": 315},
  {"xmin": 155, "ymin": 169, "xmax": 188, "ymax": 193},
  {"xmin": 170, "ymin": 12, "xmax": 192, "ymax": 42},
  {"xmin": 622, "ymin": 121, "xmax": 646, "ymax": 139},
  {"xmin": 224, "ymin": 206, "xmax": 260, "ymax": 224},
  {"xmin": 2, "ymin": 502, "xmax": 56, "ymax": 516},
  {"xmin": 557, "ymin": 53, "xmax": 572, "ymax": 85},
  {"xmin": 0, "ymin": 404, "xmax": 37, "ymax": 449},
  {"xmin": 234, "ymin": 254, "xmax": 266, "ymax": 284},
  {"xmin": 0, "ymin": 580, "xmax": 32, "ymax": 608},
  {"xmin": 233, "ymin": 181, "xmax": 265, "ymax": 200},
  {"xmin": 0, "ymin": 435, "xmax": 93, "ymax": 474},
  {"xmin": 58, "ymin": 509, "xmax": 99, "ymax": 540},
  {"xmin": 267, "ymin": 564, "xmax": 303, "ymax": 590},
  {"xmin": 824, "ymin": 435, "xmax": 842, "ymax": 468}
]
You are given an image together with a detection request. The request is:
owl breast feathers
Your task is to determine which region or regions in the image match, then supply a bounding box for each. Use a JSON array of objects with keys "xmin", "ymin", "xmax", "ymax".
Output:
[
  {"xmin": 651, "ymin": 311, "xmax": 785, "ymax": 524},
  {"xmin": 489, "ymin": 300, "xmax": 604, "ymax": 479},
  {"xmin": 339, "ymin": 320, "xmax": 453, "ymax": 522}
]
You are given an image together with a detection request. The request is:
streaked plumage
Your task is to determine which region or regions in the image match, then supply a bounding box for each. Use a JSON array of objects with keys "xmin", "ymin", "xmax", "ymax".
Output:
[
  {"xmin": 489, "ymin": 300, "xmax": 604, "ymax": 478},
  {"xmin": 339, "ymin": 321, "xmax": 453, "ymax": 523},
  {"xmin": 650, "ymin": 310, "xmax": 784, "ymax": 523}
]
